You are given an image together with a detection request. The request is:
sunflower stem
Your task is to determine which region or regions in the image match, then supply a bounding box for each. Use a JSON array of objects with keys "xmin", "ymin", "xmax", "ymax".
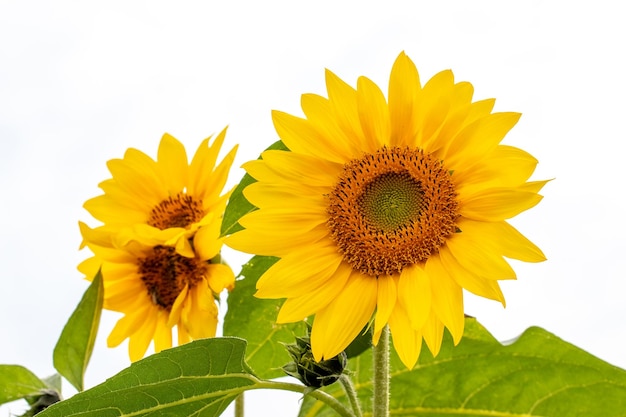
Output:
[
  {"xmin": 340, "ymin": 374, "xmax": 363, "ymax": 417},
  {"xmin": 235, "ymin": 393, "xmax": 244, "ymax": 417},
  {"xmin": 252, "ymin": 381, "xmax": 355, "ymax": 417},
  {"xmin": 372, "ymin": 325, "xmax": 390, "ymax": 417}
]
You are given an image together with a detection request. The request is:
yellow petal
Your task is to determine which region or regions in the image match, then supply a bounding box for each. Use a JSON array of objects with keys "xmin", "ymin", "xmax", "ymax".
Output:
[
  {"xmin": 272, "ymin": 110, "xmax": 349, "ymax": 164},
  {"xmin": 277, "ymin": 262, "xmax": 352, "ymax": 323},
  {"xmin": 422, "ymin": 312, "xmax": 444, "ymax": 357},
  {"xmin": 207, "ymin": 263, "xmax": 236, "ymax": 294},
  {"xmin": 445, "ymin": 229, "xmax": 517, "ymax": 281},
  {"xmin": 177, "ymin": 324, "xmax": 191, "ymax": 345},
  {"xmin": 443, "ymin": 112, "xmax": 521, "ymax": 172},
  {"xmin": 388, "ymin": 51, "xmax": 420, "ymax": 147},
  {"xmin": 373, "ymin": 275, "xmax": 398, "ymax": 345},
  {"xmin": 310, "ymin": 271, "xmax": 377, "ymax": 361},
  {"xmin": 397, "ymin": 264, "xmax": 431, "ymax": 331},
  {"xmin": 188, "ymin": 127, "xmax": 228, "ymax": 198},
  {"xmin": 77, "ymin": 256, "xmax": 101, "ymax": 280},
  {"xmin": 225, "ymin": 224, "xmax": 330, "ymax": 258},
  {"xmin": 255, "ymin": 242, "xmax": 343, "ymax": 298},
  {"xmin": 301, "ymin": 93, "xmax": 360, "ymax": 158},
  {"xmin": 238, "ymin": 206, "xmax": 327, "ymax": 236},
  {"xmin": 153, "ymin": 310, "xmax": 173, "ymax": 353},
  {"xmin": 459, "ymin": 219, "xmax": 546, "ymax": 263},
  {"xmin": 417, "ymin": 70, "xmax": 455, "ymax": 149},
  {"xmin": 325, "ymin": 69, "xmax": 365, "ymax": 157},
  {"xmin": 439, "ymin": 248, "xmax": 506, "ymax": 304},
  {"xmin": 388, "ymin": 302, "xmax": 422, "ymax": 369},
  {"xmin": 167, "ymin": 284, "xmax": 189, "ymax": 327},
  {"xmin": 247, "ymin": 150, "xmax": 342, "ymax": 188},
  {"xmin": 243, "ymin": 182, "xmax": 325, "ymax": 210},
  {"xmin": 194, "ymin": 216, "xmax": 223, "ymax": 261},
  {"xmin": 357, "ymin": 75, "xmax": 390, "ymax": 151},
  {"xmin": 128, "ymin": 311, "xmax": 158, "ymax": 362},
  {"xmin": 424, "ymin": 255, "xmax": 464, "ymax": 344},
  {"xmin": 184, "ymin": 280, "xmax": 218, "ymax": 339},
  {"xmin": 157, "ymin": 133, "xmax": 189, "ymax": 194},
  {"xmin": 455, "ymin": 145, "xmax": 538, "ymax": 195},
  {"xmin": 199, "ymin": 145, "xmax": 238, "ymax": 205},
  {"xmin": 460, "ymin": 188, "xmax": 543, "ymax": 221}
]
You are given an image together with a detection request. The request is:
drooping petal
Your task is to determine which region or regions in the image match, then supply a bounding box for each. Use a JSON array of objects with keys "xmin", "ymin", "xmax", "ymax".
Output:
[
  {"xmin": 206, "ymin": 263, "xmax": 236, "ymax": 294},
  {"xmin": 128, "ymin": 310, "xmax": 158, "ymax": 362},
  {"xmin": 373, "ymin": 275, "xmax": 398, "ymax": 345},
  {"xmin": 424, "ymin": 255, "xmax": 465, "ymax": 344},
  {"xmin": 184, "ymin": 280, "xmax": 218, "ymax": 339},
  {"xmin": 310, "ymin": 272, "xmax": 377, "ymax": 361},
  {"xmin": 422, "ymin": 311, "xmax": 445, "ymax": 357},
  {"xmin": 397, "ymin": 264, "xmax": 431, "ymax": 331},
  {"xmin": 439, "ymin": 248, "xmax": 506, "ymax": 304},
  {"xmin": 153, "ymin": 310, "xmax": 173, "ymax": 353},
  {"xmin": 388, "ymin": 302, "xmax": 422, "ymax": 369}
]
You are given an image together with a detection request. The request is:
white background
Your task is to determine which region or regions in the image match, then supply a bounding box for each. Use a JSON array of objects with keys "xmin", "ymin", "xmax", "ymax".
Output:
[{"xmin": 1, "ymin": 1, "xmax": 625, "ymax": 416}]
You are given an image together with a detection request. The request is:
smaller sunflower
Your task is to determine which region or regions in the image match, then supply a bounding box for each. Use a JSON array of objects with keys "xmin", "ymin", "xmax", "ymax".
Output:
[{"xmin": 79, "ymin": 131, "xmax": 237, "ymax": 361}]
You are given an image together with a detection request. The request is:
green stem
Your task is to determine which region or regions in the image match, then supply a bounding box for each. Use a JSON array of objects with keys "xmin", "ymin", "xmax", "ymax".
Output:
[
  {"xmin": 340, "ymin": 374, "xmax": 363, "ymax": 417},
  {"xmin": 372, "ymin": 325, "xmax": 390, "ymax": 417},
  {"xmin": 253, "ymin": 381, "xmax": 355, "ymax": 417},
  {"xmin": 235, "ymin": 393, "xmax": 244, "ymax": 417}
]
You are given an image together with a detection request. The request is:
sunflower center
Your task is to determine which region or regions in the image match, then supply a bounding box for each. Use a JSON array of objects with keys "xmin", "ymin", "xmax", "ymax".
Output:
[
  {"xmin": 327, "ymin": 146, "xmax": 458, "ymax": 277},
  {"xmin": 138, "ymin": 246, "xmax": 207, "ymax": 310},
  {"xmin": 148, "ymin": 193, "xmax": 204, "ymax": 229},
  {"xmin": 358, "ymin": 172, "xmax": 424, "ymax": 232}
]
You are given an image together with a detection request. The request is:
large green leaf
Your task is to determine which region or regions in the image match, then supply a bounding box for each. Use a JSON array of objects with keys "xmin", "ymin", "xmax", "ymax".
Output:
[
  {"xmin": 299, "ymin": 318, "xmax": 626, "ymax": 417},
  {"xmin": 223, "ymin": 255, "xmax": 307, "ymax": 379},
  {"xmin": 0, "ymin": 365, "xmax": 47, "ymax": 405},
  {"xmin": 53, "ymin": 270, "xmax": 104, "ymax": 392},
  {"xmin": 220, "ymin": 140, "xmax": 288, "ymax": 237},
  {"xmin": 39, "ymin": 338, "xmax": 259, "ymax": 417}
]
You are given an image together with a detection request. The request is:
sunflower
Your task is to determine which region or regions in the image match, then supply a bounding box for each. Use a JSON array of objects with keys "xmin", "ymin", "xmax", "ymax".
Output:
[
  {"xmin": 226, "ymin": 52, "xmax": 547, "ymax": 368},
  {"xmin": 79, "ymin": 130, "xmax": 237, "ymax": 361}
]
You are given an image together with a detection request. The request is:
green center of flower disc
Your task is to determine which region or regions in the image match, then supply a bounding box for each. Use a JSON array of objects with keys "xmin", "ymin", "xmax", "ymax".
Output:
[
  {"xmin": 148, "ymin": 193, "xmax": 205, "ymax": 229},
  {"xmin": 327, "ymin": 146, "xmax": 459, "ymax": 277},
  {"xmin": 358, "ymin": 173, "xmax": 424, "ymax": 232},
  {"xmin": 138, "ymin": 246, "xmax": 207, "ymax": 310}
]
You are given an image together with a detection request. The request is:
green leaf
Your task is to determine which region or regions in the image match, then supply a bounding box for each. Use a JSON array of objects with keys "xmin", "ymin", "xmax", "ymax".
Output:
[
  {"xmin": 220, "ymin": 140, "xmax": 288, "ymax": 237},
  {"xmin": 53, "ymin": 270, "xmax": 104, "ymax": 392},
  {"xmin": 299, "ymin": 318, "xmax": 626, "ymax": 417},
  {"xmin": 0, "ymin": 365, "xmax": 47, "ymax": 405},
  {"xmin": 223, "ymin": 255, "xmax": 307, "ymax": 379},
  {"xmin": 38, "ymin": 338, "xmax": 262, "ymax": 417}
]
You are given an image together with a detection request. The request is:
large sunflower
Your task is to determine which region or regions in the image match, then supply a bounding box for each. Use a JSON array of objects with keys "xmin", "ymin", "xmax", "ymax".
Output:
[
  {"xmin": 226, "ymin": 52, "xmax": 547, "ymax": 368},
  {"xmin": 79, "ymin": 130, "xmax": 237, "ymax": 361}
]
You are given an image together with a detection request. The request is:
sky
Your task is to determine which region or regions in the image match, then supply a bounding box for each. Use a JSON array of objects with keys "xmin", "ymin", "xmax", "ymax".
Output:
[{"xmin": 1, "ymin": 1, "xmax": 625, "ymax": 415}]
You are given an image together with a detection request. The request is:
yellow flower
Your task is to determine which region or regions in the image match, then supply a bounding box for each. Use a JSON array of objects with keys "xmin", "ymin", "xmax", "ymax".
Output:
[
  {"xmin": 226, "ymin": 52, "xmax": 547, "ymax": 368},
  {"xmin": 79, "ymin": 130, "xmax": 237, "ymax": 361}
]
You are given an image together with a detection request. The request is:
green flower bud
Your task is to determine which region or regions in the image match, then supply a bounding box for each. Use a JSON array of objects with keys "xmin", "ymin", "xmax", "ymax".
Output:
[{"xmin": 282, "ymin": 335, "xmax": 347, "ymax": 388}]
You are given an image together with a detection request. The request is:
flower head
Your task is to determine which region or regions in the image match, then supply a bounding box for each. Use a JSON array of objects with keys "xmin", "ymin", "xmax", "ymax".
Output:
[
  {"xmin": 79, "ymin": 130, "xmax": 237, "ymax": 361},
  {"xmin": 227, "ymin": 53, "xmax": 547, "ymax": 368}
]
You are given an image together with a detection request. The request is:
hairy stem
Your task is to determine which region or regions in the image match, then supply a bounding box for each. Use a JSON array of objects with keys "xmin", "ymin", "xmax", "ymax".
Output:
[
  {"xmin": 372, "ymin": 325, "xmax": 390, "ymax": 417},
  {"xmin": 340, "ymin": 374, "xmax": 363, "ymax": 417}
]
